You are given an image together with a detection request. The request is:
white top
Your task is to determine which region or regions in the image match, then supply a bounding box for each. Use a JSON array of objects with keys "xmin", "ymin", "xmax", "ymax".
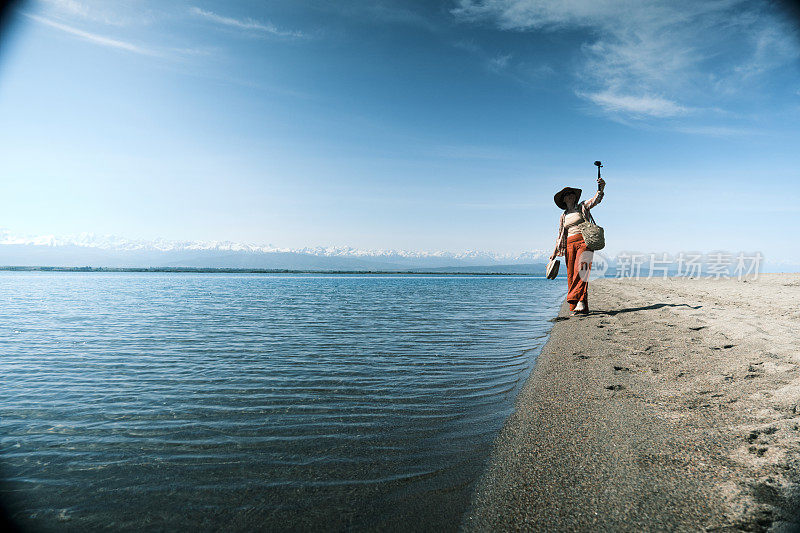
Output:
[{"xmin": 564, "ymin": 211, "xmax": 584, "ymax": 236}]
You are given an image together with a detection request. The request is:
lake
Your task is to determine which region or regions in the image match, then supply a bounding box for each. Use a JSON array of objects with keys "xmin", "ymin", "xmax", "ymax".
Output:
[{"xmin": 0, "ymin": 273, "xmax": 565, "ymax": 531}]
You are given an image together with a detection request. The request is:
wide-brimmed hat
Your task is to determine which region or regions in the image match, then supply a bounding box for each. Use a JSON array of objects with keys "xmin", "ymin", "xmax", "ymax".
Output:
[{"xmin": 554, "ymin": 186, "xmax": 582, "ymax": 210}]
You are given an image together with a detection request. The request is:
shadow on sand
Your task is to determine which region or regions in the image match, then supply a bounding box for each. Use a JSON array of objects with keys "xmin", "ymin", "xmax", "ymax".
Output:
[
  {"xmin": 589, "ymin": 303, "xmax": 703, "ymax": 317},
  {"xmin": 551, "ymin": 303, "xmax": 703, "ymax": 321}
]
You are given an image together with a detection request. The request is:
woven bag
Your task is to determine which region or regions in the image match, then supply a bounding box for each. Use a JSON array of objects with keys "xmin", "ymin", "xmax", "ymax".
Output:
[{"xmin": 576, "ymin": 208, "xmax": 605, "ymax": 251}]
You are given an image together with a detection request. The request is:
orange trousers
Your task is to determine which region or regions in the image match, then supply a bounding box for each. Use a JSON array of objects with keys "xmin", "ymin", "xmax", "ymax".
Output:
[{"xmin": 565, "ymin": 232, "xmax": 592, "ymax": 312}]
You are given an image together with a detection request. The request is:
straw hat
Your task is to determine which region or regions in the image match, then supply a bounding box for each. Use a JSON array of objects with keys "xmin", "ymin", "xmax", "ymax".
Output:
[{"xmin": 554, "ymin": 186, "xmax": 582, "ymax": 210}]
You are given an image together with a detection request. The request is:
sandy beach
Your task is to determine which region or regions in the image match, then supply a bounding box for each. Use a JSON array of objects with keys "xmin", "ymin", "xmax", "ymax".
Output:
[{"xmin": 463, "ymin": 274, "xmax": 800, "ymax": 531}]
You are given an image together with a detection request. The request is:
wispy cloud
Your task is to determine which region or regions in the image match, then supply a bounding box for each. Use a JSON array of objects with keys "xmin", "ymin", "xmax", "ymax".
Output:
[
  {"xmin": 190, "ymin": 7, "xmax": 305, "ymax": 38},
  {"xmin": 37, "ymin": 0, "xmax": 157, "ymax": 26},
  {"xmin": 452, "ymin": 0, "xmax": 800, "ymax": 120},
  {"xmin": 357, "ymin": 3, "xmax": 440, "ymax": 32},
  {"xmin": 453, "ymin": 40, "xmax": 554, "ymax": 83},
  {"xmin": 41, "ymin": 0, "xmax": 89, "ymax": 19},
  {"xmin": 581, "ymin": 90, "xmax": 688, "ymax": 118},
  {"xmin": 488, "ymin": 53, "xmax": 512, "ymax": 72},
  {"xmin": 23, "ymin": 13, "xmax": 161, "ymax": 56}
]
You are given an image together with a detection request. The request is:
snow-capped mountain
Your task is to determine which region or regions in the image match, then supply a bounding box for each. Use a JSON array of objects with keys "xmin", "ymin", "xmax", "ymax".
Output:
[{"xmin": 0, "ymin": 230, "xmax": 552, "ymax": 270}]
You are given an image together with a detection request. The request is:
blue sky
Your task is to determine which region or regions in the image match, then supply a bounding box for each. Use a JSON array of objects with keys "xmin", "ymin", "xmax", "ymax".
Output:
[{"xmin": 1, "ymin": 0, "xmax": 799, "ymax": 261}]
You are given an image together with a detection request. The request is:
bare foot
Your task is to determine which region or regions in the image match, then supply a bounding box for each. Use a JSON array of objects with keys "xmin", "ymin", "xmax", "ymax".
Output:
[{"xmin": 571, "ymin": 302, "xmax": 588, "ymax": 316}]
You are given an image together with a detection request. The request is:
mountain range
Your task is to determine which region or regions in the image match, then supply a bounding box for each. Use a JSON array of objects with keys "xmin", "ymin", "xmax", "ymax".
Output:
[
  {"xmin": 0, "ymin": 231, "xmax": 552, "ymax": 271},
  {"xmin": 1, "ymin": 231, "xmax": 796, "ymax": 274}
]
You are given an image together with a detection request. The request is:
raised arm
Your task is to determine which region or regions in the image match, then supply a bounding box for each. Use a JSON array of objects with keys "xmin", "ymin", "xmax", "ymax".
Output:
[
  {"xmin": 583, "ymin": 189, "xmax": 604, "ymax": 209},
  {"xmin": 582, "ymin": 177, "xmax": 606, "ymax": 209}
]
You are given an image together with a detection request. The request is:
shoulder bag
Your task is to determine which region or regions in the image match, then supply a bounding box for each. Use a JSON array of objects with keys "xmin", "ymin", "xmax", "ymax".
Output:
[{"xmin": 577, "ymin": 207, "xmax": 605, "ymax": 251}]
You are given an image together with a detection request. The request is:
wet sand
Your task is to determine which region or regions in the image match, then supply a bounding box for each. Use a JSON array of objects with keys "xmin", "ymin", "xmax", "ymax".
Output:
[{"xmin": 463, "ymin": 274, "xmax": 800, "ymax": 532}]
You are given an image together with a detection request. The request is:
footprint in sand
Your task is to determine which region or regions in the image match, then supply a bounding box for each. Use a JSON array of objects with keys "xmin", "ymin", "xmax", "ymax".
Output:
[
  {"xmin": 748, "ymin": 446, "xmax": 768, "ymax": 457},
  {"xmin": 574, "ymin": 350, "xmax": 591, "ymax": 360},
  {"xmin": 745, "ymin": 362, "xmax": 764, "ymax": 379},
  {"xmin": 745, "ymin": 426, "xmax": 778, "ymax": 444},
  {"xmin": 745, "ymin": 428, "xmax": 778, "ymax": 449}
]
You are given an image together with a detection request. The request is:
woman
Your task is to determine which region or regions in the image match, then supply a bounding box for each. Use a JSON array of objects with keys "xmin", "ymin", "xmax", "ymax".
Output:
[{"xmin": 549, "ymin": 176, "xmax": 605, "ymax": 316}]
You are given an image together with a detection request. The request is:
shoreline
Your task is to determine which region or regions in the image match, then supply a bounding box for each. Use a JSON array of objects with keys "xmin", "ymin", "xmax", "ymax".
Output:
[
  {"xmin": 463, "ymin": 274, "xmax": 800, "ymax": 531},
  {"xmin": 0, "ymin": 266, "xmax": 547, "ymax": 276}
]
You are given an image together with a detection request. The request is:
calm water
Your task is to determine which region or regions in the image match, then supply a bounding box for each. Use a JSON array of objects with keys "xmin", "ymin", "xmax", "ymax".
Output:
[{"xmin": 0, "ymin": 273, "xmax": 565, "ymax": 531}]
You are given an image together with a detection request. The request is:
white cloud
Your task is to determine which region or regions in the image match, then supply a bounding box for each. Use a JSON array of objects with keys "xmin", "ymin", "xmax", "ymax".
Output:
[
  {"xmin": 36, "ymin": 0, "xmax": 157, "ymax": 26},
  {"xmin": 453, "ymin": 0, "xmax": 622, "ymax": 29},
  {"xmin": 41, "ymin": 0, "xmax": 90, "ymax": 19},
  {"xmin": 488, "ymin": 53, "xmax": 512, "ymax": 71},
  {"xmin": 581, "ymin": 90, "xmax": 688, "ymax": 118},
  {"xmin": 190, "ymin": 7, "xmax": 305, "ymax": 38},
  {"xmin": 731, "ymin": 22, "xmax": 800, "ymax": 80},
  {"xmin": 519, "ymin": 62, "xmax": 555, "ymax": 78},
  {"xmin": 452, "ymin": 0, "xmax": 800, "ymax": 119},
  {"xmin": 359, "ymin": 3, "xmax": 440, "ymax": 32},
  {"xmin": 23, "ymin": 13, "xmax": 161, "ymax": 56}
]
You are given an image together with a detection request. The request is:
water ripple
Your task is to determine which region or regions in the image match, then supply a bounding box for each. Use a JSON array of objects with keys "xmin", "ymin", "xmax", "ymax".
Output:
[{"xmin": 0, "ymin": 272, "xmax": 564, "ymax": 531}]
